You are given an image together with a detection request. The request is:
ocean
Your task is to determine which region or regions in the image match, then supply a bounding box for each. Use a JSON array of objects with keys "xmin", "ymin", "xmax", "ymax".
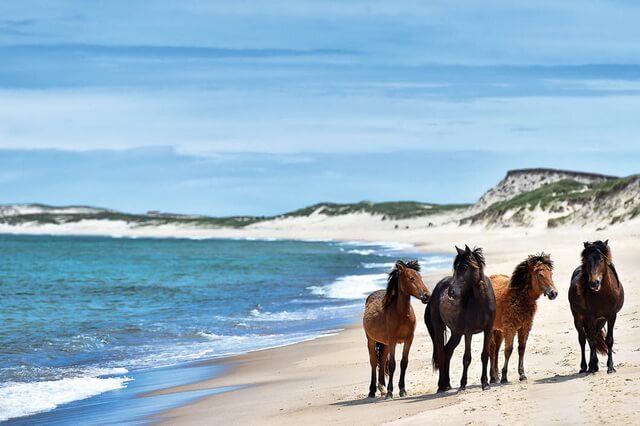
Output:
[{"xmin": 0, "ymin": 235, "xmax": 451, "ymax": 423}]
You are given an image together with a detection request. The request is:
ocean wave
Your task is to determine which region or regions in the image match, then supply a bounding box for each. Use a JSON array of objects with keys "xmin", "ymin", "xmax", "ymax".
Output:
[
  {"xmin": 361, "ymin": 261, "xmax": 395, "ymax": 269},
  {"xmin": 347, "ymin": 249, "xmax": 377, "ymax": 256},
  {"xmin": 0, "ymin": 369, "xmax": 130, "ymax": 422},
  {"xmin": 246, "ymin": 303, "xmax": 361, "ymax": 322},
  {"xmin": 308, "ymin": 273, "xmax": 387, "ymax": 300}
]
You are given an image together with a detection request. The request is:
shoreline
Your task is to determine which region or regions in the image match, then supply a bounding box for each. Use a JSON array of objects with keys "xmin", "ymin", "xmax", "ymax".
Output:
[{"xmin": 149, "ymin": 223, "xmax": 640, "ymax": 425}]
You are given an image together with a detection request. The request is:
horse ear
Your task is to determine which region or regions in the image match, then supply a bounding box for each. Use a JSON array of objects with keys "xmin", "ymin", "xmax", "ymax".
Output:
[
  {"xmin": 395, "ymin": 261, "xmax": 405, "ymax": 272},
  {"xmin": 455, "ymin": 246, "xmax": 465, "ymax": 256},
  {"xmin": 583, "ymin": 241, "xmax": 589, "ymax": 248},
  {"xmin": 464, "ymin": 244, "xmax": 471, "ymax": 254},
  {"xmin": 604, "ymin": 239, "xmax": 609, "ymax": 246}
]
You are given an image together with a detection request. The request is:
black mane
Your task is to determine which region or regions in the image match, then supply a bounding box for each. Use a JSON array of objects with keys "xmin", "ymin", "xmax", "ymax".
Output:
[
  {"xmin": 383, "ymin": 260, "xmax": 420, "ymax": 308},
  {"xmin": 581, "ymin": 240, "xmax": 610, "ymax": 262},
  {"xmin": 510, "ymin": 253, "xmax": 553, "ymax": 289},
  {"xmin": 453, "ymin": 247, "xmax": 485, "ymax": 271}
]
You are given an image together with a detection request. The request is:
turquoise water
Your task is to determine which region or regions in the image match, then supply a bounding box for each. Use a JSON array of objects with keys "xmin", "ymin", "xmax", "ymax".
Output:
[{"xmin": 0, "ymin": 235, "xmax": 450, "ymax": 422}]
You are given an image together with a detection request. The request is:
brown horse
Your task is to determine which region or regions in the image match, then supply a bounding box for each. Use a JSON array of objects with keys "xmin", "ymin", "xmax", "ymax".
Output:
[
  {"xmin": 425, "ymin": 245, "xmax": 496, "ymax": 393},
  {"xmin": 569, "ymin": 240, "xmax": 624, "ymax": 374},
  {"xmin": 363, "ymin": 260, "xmax": 430, "ymax": 399},
  {"xmin": 489, "ymin": 253, "xmax": 557, "ymax": 384}
]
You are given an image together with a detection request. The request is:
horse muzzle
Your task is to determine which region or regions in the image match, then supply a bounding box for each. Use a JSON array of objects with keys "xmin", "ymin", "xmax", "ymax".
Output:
[
  {"xmin": 545, "ymin": 288, "xmax": 558, "ymax": 300},
  {"xmin": 420, "ymin": 293, "xmax": 430, "ymax": 304},
  {"xmin": 589, "ymin": 280, "xmax": 602, "ymax": 292}
]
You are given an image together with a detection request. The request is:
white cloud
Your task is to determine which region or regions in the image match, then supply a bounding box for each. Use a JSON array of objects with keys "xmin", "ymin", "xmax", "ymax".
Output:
[{"xmin": 1, "ymin": 88, "xmax": 640, "ymax": 155}]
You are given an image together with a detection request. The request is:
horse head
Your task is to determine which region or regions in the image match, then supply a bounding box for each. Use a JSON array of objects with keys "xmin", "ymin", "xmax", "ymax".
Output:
[
  {"xmin": 453, "ymin": 245, "xmax": 485, "ymax": 289},
  {"xmin": 384, "ymin": 260, "xmax": 430, "ymax": 307},
  {"xmin": 527, "ymin": 253, "xmax": 557, "ymax": 300},
  {"xmin": 581, "ymin": 240, "xmax": 611, "ymax": 292},
  {"xmin": 394, "ymin": 260, "xmax": 430, "ymax": 304}
]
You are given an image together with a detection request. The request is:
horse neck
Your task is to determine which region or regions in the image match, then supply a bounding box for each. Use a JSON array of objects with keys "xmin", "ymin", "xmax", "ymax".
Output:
[
  {"xmin": 394, "ymin": 284, "xmax": 412, "ymax": 312},
  {"xmin": 470, "ymin": 274, "xmax": 489, "ymax": 300},
  {"xmin": 526, "ymin": 277, "xmax": 544, "ymax": 303}
]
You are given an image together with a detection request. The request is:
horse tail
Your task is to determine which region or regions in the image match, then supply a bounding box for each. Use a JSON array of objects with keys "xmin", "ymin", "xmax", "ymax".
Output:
[
  {"xmin": 375, "ymin": 342, "xmax": 388, "ymax": 376},
  {"xmin": 595, "ymin": 328, "xmax": 608, "ymax": 355},
  {"xmin": 424, "ymin": 300, "xmax": 441, "ymax": 372}
]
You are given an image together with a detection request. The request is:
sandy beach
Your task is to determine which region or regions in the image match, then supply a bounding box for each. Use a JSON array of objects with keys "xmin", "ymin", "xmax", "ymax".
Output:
[{"xmin": 143, "ymin": 219, "xmax": 640, "ymax": 425}]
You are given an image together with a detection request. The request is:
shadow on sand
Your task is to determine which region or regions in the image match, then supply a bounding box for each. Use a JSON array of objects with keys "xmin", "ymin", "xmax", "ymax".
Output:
[
  {"xmin": 331, "ymin": 383, "xmax": 490, "ymax": 407},
  {"xmin": 534, "ymin": 371, "xmax": 585, "ymax": 384}
]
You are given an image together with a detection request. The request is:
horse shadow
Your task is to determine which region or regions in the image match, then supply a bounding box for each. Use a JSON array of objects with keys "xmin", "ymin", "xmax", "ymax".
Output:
[
  {"xmin": 534, "ymin": 372, "xmax": 585, "ymax": 384},
  {"xmin": 331, "ymin": 385, "xmax": 476, "ymax": 408}
]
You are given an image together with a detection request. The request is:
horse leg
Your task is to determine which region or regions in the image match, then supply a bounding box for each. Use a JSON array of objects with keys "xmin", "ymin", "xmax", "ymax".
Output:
[
  {"xmin": 500, "ymin": 331, "xmax": 515, "ymax": 383},
  {"xmin": 481, "ymin": 328, "xmax": 491, "ymax": 390},
  {"xmin": 490, "ymin": 330, "xmax": 503, "ymax": 383},
  {"xmin": 386, "ymin": 340, "xmax": 397, "ymax": 399},
  {"xmin": 439, "ymin": 332, "xmax": 462, "ymax": 393},
  {"xmin": 517, "ymin": 327, "xmax": 530, "ymax": 381},
  {"xmin": 586, "ymin": 324, "xmax": 599, "ymax": 373},
  {"xmin": 377, "ymin": 343, "xmax": 387, "ymax": 395},
  {"xmin": 398, "ymin": 334, "xmax": 413, "ymax": 397},
  {"xmin": 575, "ymin": 320, "xmax": 588, "ymax": 373},
  {"xmin": 606, "ymin": 314, "xmax": 617, "ymax": 374},
  {"xmin": 459, "ymin": 334, "xmax": 472, "ymax": 390},
  {"xmin": 367, "ymin": 338, "xmax": 377, "ymax": 398}
]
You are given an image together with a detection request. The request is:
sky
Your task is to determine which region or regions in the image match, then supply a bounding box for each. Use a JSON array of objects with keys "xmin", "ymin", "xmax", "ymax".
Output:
[{"xmin": 1, "ymin": 1, "xmax": 640, "ymax": 215}]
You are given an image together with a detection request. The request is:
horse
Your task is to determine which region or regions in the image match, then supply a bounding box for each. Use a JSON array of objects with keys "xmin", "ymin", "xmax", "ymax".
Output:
[
  {"xmin": 489, "ymin": 253, "xmax": 558, "ymax": 384},
  {"xmin": 569, "ymin": 240, "xmax": 624, "ymax": 374},
  {"xmin": 425, "ymin": 245, "xmax": 496, "ymax": 393},
  {"xmin": 363, "ymin": 260, "xmax": 430, "ymax": 399}
]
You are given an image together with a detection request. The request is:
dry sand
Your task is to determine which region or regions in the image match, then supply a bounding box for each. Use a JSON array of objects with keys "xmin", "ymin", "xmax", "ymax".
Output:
[{"xmin": 144, "ymin": 220, "xmax": 639, "ymax": 425}]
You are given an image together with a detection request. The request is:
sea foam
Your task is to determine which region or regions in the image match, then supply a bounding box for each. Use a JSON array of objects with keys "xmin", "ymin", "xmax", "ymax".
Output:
[
  {"xmin": 308, "ymin": 273, "xmax": 387, "ymax": 300},
  {"xmin": 0, "ymin": 369, "xmax": 130, "ymax": 422}
]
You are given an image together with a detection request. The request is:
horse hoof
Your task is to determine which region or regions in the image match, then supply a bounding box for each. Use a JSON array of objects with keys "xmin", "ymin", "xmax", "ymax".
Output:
[
  {"xmin": 608, "ymin": 367, "xmax": 617, "ymax": 374},
  {"xmin": 519, "ymin": 374, "xmax": 527, "ymax": 381},
  {"xmin": 482, "ymin": 382, "xmax": 491, "ymax": 391},
  {"xmin": 386, "ymin": 393, "xmax": 394, "ymax": 400},
  {"xmin": 399, "ymin": 389, "xmax": 407, "ymax": 397},
  {"xmin": 436, "ymin": 385, "xmax": 451, "ymax": 393},
  {"xmin": 458, "ymin": 386, "xmax": 466, "ymax": 392},
  {"xmin": 579, "ymin": 368, "xmax": 587, "ymax": 374},
  {"xmin": 500, "ymin": 378, "xmax": 508, "ymax": 384},
  {"xmin": 368, "ymin": 392, "xmax": 376, "ymax": 399},
  {"xmin": 490, "ymin": 378, "xmax": 498, "ymax": 384},
  {"xmin": 378, "ymin": 384, "xmax": 386, "ymax": 395}
]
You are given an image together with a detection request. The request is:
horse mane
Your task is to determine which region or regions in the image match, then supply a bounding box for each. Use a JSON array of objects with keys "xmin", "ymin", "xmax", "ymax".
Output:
[
  {"xmin": 581, "ymin": 240, "xmax": 611, "ymax": 263},
  {"xmin": 509, "ymin": 253, "xmax": 553, "ymax": 289},
  {"xmin": 383, "ymin": 260, "xmax": 420, "ymax": 309},
  {"xmin": 453, "ymin": 247, "xmax": 485, "ymax": 271}
]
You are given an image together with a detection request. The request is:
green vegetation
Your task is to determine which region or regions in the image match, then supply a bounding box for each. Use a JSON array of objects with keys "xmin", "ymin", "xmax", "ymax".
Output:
[
  {"xmin": 283, "ymin": 201, "xmax": 469, "ymax": 220},
  {"xmin": 465, "ymin": 174, "xmax": 639, "ymax": 226},
  {"xmin": 0, "ymin": 201, "xmax": 470, "ymax": 229},
  {"xmin": 0, "ymin": 211, "xmax": 265, "ymax": 229}
]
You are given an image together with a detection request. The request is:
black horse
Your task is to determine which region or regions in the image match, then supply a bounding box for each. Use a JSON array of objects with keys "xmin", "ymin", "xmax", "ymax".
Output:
[
  {"xmin": 425, "ymin": 245, "xmax": 496, "ymax": 392},
  {"xmin": 569, "ymin": 240, "xmax": 624, "ymax": 374}
]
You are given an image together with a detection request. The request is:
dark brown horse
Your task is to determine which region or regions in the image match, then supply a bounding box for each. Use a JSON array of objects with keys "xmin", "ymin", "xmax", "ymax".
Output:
[
  {"xmin": 569, "ymin": 240, "xmax": 624, "ymax": 374},
  {"xmin": 363, "ymin": 260, "xmax": 430, "ymax": 399},
  {"xmin": 425, "ymin": 245, "xmax": 496, "ymax": 392},
  {"xmin": 489, "ymin": 253, "xmax": 557, "ymax": 384}
]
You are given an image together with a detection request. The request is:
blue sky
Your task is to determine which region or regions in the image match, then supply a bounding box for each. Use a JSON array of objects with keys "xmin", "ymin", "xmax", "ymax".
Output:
[{"xmin": 1, "ymin": 1, "xmax": 640, "ymax": 215}]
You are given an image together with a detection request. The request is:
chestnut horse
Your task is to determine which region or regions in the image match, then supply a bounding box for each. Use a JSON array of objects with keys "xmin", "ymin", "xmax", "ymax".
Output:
[
  {"xmin": 569, "ymin": 240, "xmax": 624, "ymax": 374},
  {"xmin": 363, "ymin": 260, "xmax": 430, "ymax": 399},
  {"xmin": 489, "ymin": 253, "xmax": 557, "ymax": 384},
  {"xmin": 425, "ymin": 245, "xmax": 496, "ymax": 392}
]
